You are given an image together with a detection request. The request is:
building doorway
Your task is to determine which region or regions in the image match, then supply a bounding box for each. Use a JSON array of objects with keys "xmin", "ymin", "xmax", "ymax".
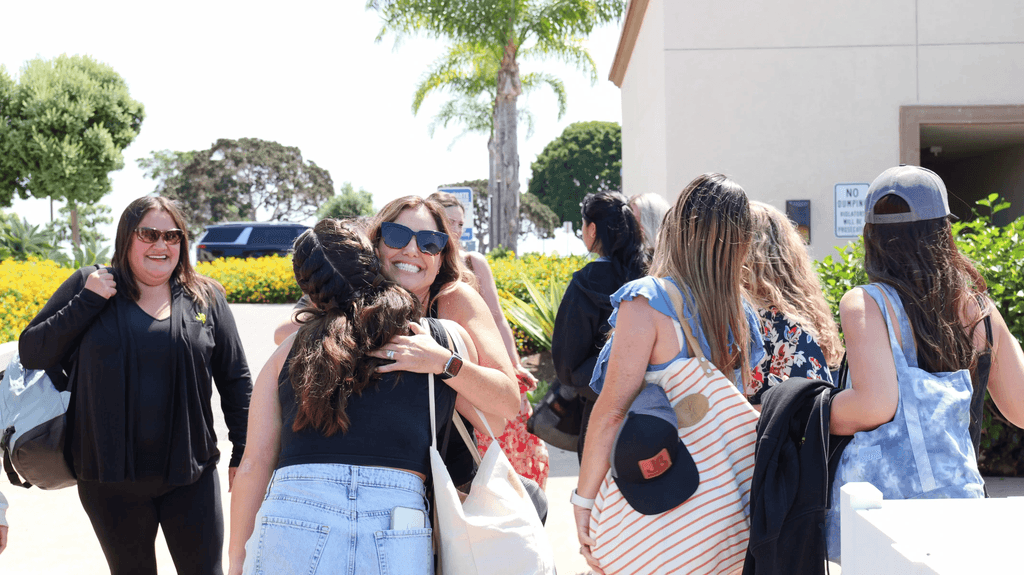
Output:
[{"xmin": 900, "ymin": 106, "xmax": 1024, "ymax": 225}]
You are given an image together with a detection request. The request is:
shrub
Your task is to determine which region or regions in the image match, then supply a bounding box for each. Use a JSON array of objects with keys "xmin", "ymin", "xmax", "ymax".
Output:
[
  {"xmin": 196, "ymin": 256, "xmax": 301, "ymax": 304},
  {"xmin": 489, "ymin": 252, "xmax": 589, "ymax": 354},
  {"xmin": 0, "ymin": 258, "xmax": 73, "ymax": 342},
  {"xmin": 815, "ymin": 196, "xmax": 1024, "ymax": 476}
]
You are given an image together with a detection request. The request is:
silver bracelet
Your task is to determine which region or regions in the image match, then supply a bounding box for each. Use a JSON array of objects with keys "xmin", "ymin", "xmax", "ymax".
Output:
[{"xmin": 570, "ymin": 488, "xmax": 595, "ymax": 509}]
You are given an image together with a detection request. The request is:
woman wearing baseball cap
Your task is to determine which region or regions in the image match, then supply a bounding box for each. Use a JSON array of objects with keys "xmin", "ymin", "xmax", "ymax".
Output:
[{"xmin": 826, "ymin": 165, "xmax": 1024, "ymax": 562}]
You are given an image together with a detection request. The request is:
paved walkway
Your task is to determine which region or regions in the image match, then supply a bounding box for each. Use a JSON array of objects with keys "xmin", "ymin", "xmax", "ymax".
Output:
[{"xmin": 2, "ymin": 303, "xmax": 1021, "ymax": 574}]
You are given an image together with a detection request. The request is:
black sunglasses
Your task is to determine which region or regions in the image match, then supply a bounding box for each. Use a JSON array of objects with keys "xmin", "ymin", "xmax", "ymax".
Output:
[
  {"xmin": 135, "ymin": 227, "xmax": 185, "ymax": 245},
  {"xmin": 380, "ymin": 221, "xmax": 448, "ymax": 255}
]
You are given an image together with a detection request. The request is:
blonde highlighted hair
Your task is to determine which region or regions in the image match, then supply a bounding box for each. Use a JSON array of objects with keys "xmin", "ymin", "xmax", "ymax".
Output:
[
  {"xmin": 651, "ymin": 173, "xmax": 753, "ymax": 384},
  {"xmin": 744, "ymin": 201, "xmax": 843, "ymax": 368}
]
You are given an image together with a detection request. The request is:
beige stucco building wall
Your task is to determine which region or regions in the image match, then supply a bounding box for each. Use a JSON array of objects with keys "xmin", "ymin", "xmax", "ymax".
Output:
[{"xmin": 611, "ymin": 0, "xmax": 1024, "ymax": 260}]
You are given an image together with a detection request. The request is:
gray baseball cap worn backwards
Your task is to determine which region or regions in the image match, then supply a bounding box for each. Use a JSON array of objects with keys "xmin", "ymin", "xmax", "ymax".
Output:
[{"xmin": 864, "ymin": 165, "xmax": 955, "ymax": 224}]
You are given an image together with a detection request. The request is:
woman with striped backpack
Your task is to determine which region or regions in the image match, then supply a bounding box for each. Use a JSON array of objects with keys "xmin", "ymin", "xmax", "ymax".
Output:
[{"xmin": 573, "ymin": 173, "xmax": 766, "ymax": 575}]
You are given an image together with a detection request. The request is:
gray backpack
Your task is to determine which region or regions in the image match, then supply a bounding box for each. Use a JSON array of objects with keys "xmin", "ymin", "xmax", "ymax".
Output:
[{"xmin": 0, "ymin": 348, "xmax": 76, "ymax": 490}]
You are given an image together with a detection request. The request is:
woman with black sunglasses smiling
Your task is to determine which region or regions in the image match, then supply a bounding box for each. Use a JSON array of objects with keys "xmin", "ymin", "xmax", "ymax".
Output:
[
  {"xmin": 20, "ymin": 196, "xmax": 252, "ymax": 575},
  {"xmin": 365, "ymin": 197, "xmax": 520, "ymax": 479}
]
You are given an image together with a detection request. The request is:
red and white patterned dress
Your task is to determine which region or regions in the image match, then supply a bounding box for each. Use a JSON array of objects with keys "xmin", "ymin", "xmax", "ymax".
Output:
[{"xmin": 474, "ymin": 373, "xmax": 550, "ymax": 488}]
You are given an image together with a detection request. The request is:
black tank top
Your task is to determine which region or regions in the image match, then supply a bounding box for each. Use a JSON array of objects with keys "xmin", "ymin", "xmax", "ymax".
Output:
[{"xmin": 276, "ymin": 318, "xmax": 457, "ymax": 475}]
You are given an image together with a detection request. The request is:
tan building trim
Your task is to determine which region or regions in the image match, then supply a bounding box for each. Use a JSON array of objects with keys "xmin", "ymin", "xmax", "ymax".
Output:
[
  {"xmin": 609, "ymin": 0, "xmax": 651, "ymax": 87},
  {"xmin": 900, "ymin": 105, "xmax": 1024, "ymax": 166}
]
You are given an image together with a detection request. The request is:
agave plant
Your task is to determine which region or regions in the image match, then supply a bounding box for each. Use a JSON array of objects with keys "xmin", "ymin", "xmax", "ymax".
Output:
[{"xmin": 499, "ymin": 275, "xmax": 567, "ymax": 353}]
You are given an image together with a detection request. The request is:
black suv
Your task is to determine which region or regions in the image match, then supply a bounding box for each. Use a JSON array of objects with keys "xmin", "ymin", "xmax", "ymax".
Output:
[{"xmin": 195, "ymin": 222, "xmax": 309, "ymax": 262}]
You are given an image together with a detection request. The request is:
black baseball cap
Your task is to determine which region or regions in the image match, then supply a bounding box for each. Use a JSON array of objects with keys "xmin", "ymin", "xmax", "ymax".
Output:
[{"xmin": 610, "ymin": 384, "xmax": 700, "ymax": 516}]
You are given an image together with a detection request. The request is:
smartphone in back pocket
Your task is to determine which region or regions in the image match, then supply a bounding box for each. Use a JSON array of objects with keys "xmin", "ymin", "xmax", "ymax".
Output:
[{"xmin": 391, "ymin": 506, "xmax": 426, "ymax": 530}]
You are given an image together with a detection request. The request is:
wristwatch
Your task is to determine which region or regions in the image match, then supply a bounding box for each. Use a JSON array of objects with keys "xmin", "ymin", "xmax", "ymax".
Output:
[
  {"xmin": 439, "ymin": 351, "xmax": 463, "ymax": 380},
  {"xmin": 570, "ymin": 489, "xmax": 595, "ymax": 509}
]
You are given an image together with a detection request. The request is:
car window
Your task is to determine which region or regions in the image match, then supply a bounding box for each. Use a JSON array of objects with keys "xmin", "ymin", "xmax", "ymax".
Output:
[
  {"xmin": 201, "ymin": 227, "xmax": 245, "ymax": 243},
  {"xmin": 248, "ymin": 226, "xmax": 305, "ymax": 246}
]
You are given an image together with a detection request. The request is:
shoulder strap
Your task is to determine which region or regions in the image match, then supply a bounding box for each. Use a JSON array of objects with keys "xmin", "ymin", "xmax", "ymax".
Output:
[
  {"xmin": 862, "ymin": 283, "xmax": 916, "ymax": 369},
  {"xmin": 432, "ymin": 318, "xmax": 496, "ymax": 449},
  {"xmin": 656, "ymin": 278, "xmax": 716, "ymax": 380}
]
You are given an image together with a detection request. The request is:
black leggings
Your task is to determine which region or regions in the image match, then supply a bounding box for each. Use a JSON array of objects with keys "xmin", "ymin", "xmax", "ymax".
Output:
[{"xmin": 77, "ymin": 465, "xmax": 223, "ymax": 575}]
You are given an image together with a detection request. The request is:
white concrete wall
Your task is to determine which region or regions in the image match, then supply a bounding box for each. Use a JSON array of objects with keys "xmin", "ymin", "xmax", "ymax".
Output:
[
  {"xmin": 618, "ymin": 0, "xmax": 1024, "ymax": 259},
  {"xmin": 619, "ymin": 0, "xmax": 667, "ymax": 202}
]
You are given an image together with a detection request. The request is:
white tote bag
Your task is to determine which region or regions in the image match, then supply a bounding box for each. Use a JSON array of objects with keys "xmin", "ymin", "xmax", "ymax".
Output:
[{"xmin": 426, "ymin": 319, "xmax": 556, "ymax": 575}]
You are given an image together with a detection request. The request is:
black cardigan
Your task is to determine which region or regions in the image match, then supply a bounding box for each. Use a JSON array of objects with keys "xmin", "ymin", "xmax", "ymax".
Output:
[
  {"xmin": 19, "ymin": 266, "xmax": 251, "ymax": 485},
  {"xmin": 743, "ymin": 378, "xmax": 850, "ymax": 575}
]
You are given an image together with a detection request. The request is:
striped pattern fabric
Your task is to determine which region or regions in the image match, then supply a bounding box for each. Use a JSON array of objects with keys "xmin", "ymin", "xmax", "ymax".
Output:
[{"xmin": 590, "ymin": 348, "xmax": 759, "ymax": 574}]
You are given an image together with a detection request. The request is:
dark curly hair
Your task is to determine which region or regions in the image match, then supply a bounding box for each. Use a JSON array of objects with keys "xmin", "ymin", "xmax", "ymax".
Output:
[{"xmin": 288, "ymin": 218, "xmax": 420, "ymax": 436}]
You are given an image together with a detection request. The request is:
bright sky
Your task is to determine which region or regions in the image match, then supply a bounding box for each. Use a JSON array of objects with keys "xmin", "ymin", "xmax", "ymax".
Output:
[{"xmin": 2, "ymin": 1, "xmax": 624, "ymax": 256}]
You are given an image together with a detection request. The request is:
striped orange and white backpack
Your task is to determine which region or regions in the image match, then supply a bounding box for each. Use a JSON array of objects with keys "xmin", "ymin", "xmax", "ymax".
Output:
[{"xmin": 589, "ymin": 278, "xmax": 759, "ymax": 575}]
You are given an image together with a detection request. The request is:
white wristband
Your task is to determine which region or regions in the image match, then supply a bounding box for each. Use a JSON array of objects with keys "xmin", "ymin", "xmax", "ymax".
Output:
[{"xmin": 571, "ymin": 489, "xmax": 595, "ymax": 509}]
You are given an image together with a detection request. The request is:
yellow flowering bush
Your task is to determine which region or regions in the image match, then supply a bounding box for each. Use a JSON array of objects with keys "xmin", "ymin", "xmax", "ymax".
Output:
[
  {"xmin": 489, "ymin": 252, "xmax": 590, "ymax": 355},
  {"xmin": 0, "ymin": 258, "xmax": 73, "ymax": 342},
  {"xmin": 489, "ymin": 252, "xmax": 589, "ymax": 302},
  {"xmin": 196, "ymin": 256, "xmax": 301, "ymax": 304}
]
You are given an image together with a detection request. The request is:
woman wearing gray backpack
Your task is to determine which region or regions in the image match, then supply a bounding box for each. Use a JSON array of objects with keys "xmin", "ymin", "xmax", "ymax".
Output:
[
  {"xmin": 19, "ymin": 196, "xmax": 252, "ymax": 575},
  {"xmin": 826, "ymin": 165, "xmax": 1024, "ymax": 563}
]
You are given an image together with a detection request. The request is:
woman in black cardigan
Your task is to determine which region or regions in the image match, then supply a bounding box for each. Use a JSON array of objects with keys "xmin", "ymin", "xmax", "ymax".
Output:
[{"xmin": 20, "ymin": 196, "xmax": 252, "ymax": 575}]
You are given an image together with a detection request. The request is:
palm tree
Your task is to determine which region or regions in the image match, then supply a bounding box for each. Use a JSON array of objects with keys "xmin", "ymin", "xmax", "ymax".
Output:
[{"xmin": 367, "ymin": 0, "xmax": 625, "ymax": 252}]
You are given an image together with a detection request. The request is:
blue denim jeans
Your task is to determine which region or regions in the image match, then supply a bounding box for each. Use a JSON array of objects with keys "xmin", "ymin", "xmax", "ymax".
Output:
[{"xmin": 242, "ymin": 464, "xmax": 432, "ymax": 575}]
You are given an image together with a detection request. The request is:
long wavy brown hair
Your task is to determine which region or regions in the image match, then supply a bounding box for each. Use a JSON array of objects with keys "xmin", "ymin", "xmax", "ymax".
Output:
[
  {"xmin": 864, "ymin": 194, "xmax": 989, "ymax": 374},
  {"xmin": 650, "ymin": 173, "xmax": 753, "ymax": 384},
  {"xmin": 367, "ymin": 196, "xmax": 473, "ymax": 308},
  {"xmin": 288, "ymin": 218, "xmax": 420, "ymax": 436},
  {"xmin": 744, "ymin": 201, "xmax": 843, "ymax": 368},
  {"xmin": 111, "ymin": 196, "xmax": 218, "ymax": 307}
]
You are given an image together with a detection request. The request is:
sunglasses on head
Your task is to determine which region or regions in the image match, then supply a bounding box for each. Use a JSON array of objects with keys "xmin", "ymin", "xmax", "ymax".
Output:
[
  {"xmin": 135, "ymin": 227, "xmax": 185, "ymax": 245},
  {"xmin": 380, "ymin": 221, "xmax": 448, "ymax": 255}
]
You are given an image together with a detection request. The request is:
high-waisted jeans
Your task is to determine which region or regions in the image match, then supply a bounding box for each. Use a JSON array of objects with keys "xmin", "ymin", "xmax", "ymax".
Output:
[{"xmin": 242, "ymin": 463, "xmax": 432, "ymax": 575}]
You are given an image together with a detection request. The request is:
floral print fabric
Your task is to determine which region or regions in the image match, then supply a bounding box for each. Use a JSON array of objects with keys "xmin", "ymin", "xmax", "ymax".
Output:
[
  {"xmin": 748, "ymin": 306, "xmax": 832, "ymax": 404},
  {"xmin": 475, "ymin": 373, "xmax": 550, "ymax": 488}
]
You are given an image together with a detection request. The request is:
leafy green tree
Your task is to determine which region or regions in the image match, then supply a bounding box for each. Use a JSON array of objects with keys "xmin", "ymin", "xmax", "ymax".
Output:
[
  {"xmin": 520, "ymin": 192, "xmax": 560, "ymax": 239},
  {"xmin": 45, "ymin": 202, "xmax": 113, "ymax": 247},
  {"xmin": 368, "ymin": 0, "xmax": 625, "ymax": 253},
  {"xmin": 0, "ymin": 55, "xmax": 145, "ymax": 245},
  {"xmin": 138, "ymin": 138, "xmax": 334, "ymax": 236},
  {"xmin": 527, "ymin": 121, "xmax": 622, "ymax": 232},
  {"xmin": 317, "ymin": 183, "xmax": 375, "ymax": 219},
  {"xmin": 413, "ymin": 41, "xmax": 567, "ymax": 145}
]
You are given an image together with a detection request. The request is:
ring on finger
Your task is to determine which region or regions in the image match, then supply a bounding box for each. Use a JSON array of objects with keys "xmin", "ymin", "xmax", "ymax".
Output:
[{"xmin": 387, "ymin": 349, "xmax": 395, "ymax": 360}]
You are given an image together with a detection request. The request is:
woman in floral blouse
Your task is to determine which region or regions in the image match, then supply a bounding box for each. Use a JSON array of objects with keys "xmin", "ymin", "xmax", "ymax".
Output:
[{"xmin": 744, "ymin": 201, "xmax": 843, "ymax": 404}]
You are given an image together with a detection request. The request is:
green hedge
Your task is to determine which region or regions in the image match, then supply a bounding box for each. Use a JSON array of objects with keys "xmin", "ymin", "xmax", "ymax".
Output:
[{"xmin": 816, "ymin": 197, "xmax": 1024, "ymax": 476}]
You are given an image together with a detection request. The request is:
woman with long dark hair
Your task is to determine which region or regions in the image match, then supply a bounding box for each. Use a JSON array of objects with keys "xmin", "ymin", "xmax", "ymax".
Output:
[
  {"xmin": 228, "ymin": 219, "xmax": 508, "ymax": 574},
  {"xmin": 826, "ymin": 165, "xmax": 1024, "ymax": 562},
  {"xmin": 20, "ymin": 196, "xmax": 251, "ymax": 575},
  {"xmin": 552, "ymin": 190, "xmax": 649, "ymax": 460}
]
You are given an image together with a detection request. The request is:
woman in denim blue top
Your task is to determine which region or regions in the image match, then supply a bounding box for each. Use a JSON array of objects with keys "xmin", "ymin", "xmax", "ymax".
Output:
[
  {"xmin": 574, "ymin": 173, "xmax": 766, "ymax": 573},
  {"xmin": 827, "ymin": 166, "xmax": 1024, "ymax": 561}
]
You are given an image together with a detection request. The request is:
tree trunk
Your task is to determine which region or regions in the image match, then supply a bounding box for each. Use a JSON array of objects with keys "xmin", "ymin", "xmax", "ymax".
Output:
[
  {"xmin": 70, "ymin": 207, "xmax": 81, "ymax": 247},
  {"xmin": 486, "ymin": 133, "xmax": 496, "ymax": 253},
  {"xmin": 491, "ymin": 41, "xmax": 522, "ymax": 253}
]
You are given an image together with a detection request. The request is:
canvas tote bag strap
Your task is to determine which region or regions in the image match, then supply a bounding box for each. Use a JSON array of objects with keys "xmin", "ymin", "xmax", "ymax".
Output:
[
  {"xmin": 656, "ymin": 278, "xmax": 717, "ymax": 380},
  {"xmin": 422, "ymin": 318, "xmax": 441, "ymax": 448}
]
